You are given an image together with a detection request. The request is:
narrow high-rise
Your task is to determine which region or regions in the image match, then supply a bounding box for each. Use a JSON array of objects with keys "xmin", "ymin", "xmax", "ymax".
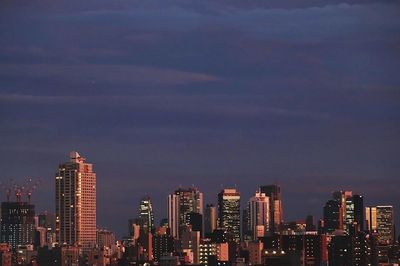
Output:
[
  {"xmin": 138, "ymin": 195, "xmax": 154, "ymax": 235},
  {"xmin": 55, "ymin": 151, "xmax": 96, "ymax": 253},
  {"xmin": 259, "ymin": 185, "xmax": 282, "ymax": 233},
  {"xmin": 204, "ymin": 204, "xmax": 217, "ymax": 237},
  {"xmin": 332, "ymin": 190, "xmax": 353, "ymax": 232},
  {"xmin": 247, "ymin": 191, "xmax": 269, "ymax": 240},
  {"xmin": 218, "ymin": 188, "xmax": 241, "ymax": 242}
]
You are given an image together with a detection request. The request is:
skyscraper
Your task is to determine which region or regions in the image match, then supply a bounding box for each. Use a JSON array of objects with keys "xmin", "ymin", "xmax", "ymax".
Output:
[
  {"xmin": 332, "ymin": 190, "xmax": 353, "ymax": 232},
  {"xmin": 1, "ymin": 201, "xmax": 35, "ymax": 249},
  {"xmin": 168, "ymin": 187, "xmax": 203, "ymax": 239},
  {"xmin": 218, "ymin": 188, "xmax": 240, "ymax": 243},
  {"xmin": 138, "ymin": 195, "xmax": 154, "ymax": 235},
  {"xmin": 259, "ymin": 185, "xmax": 282, "ymax": 233},
  {"xmin": 204, "ymin": 204, "xmax": 217, "ymax": 237},
  {"xmin": 323, "ymin": 200, "xmax": 340, "ymax": 234},
  {"xmin": 55, "ymin": 151, "xmax": 96, "ymax": 253},
  {"xmin": 365, "ymin": 207, "xmax": 377, "ymax": 232},
  {"xmin": 352, "ymin": 195, "xmax": 364, "ymax": 231},
  {"xmin": 375, "ymin": 206, "xmax": 394, "ymax": 245},
  {"xmin": 247, "ymin": 191, "xmax": 269, "ymax": 240}
]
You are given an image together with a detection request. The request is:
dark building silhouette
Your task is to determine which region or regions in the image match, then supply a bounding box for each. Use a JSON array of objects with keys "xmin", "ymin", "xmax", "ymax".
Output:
[
  {"xmin": 328, "ymin": 235, "xmax": 352, "ymax": 266},
  {"xmin": 352, "ymin": 195, "xmax": 364, "ymax": 231},
  {"xmin": 305, "ymin": 215, "xmax": 316, "ymax": 231},
  {"xmin": 323, "ymin": 200, "xmax": 340, "ymax": 233},
  {"xmin": 186, "ymin": 212, "xmax": 203, "ymax": 236}
]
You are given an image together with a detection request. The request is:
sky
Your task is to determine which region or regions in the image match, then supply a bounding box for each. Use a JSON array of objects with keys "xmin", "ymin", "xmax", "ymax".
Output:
[{"xmin": 0, "ymin": 0, "xmax": 399, "ymax": 238}]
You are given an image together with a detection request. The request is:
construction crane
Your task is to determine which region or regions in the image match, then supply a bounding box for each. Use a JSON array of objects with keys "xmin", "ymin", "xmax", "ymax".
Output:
[{"xmin": 0, "ymin": 177, "xmax": 42, "ymax": 203}]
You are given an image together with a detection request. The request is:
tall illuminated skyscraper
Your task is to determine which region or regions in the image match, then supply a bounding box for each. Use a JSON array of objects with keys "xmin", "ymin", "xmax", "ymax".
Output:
[
  {"xmin": 55, "ymin": 151, "xmax": 96, "ymax": 253},
  {"xmin": 138, "ymin": 195, "xmax": 154, "ymax": 235},
  {"xmin": 332, "ymin": 190, "xmax": 353, "ymax": 232},
  {"xmin": 366, "ymin": 206, "xmax": 395, "ymax": 245},
  {"xmin": 168, "ymin": 187, "xmax": 203, "ymax": 239},
  {"xmin": 376, "ymin": 206, "xmax": 394, "ymax": 245},
  {"xmin": 247, "ymin": 191, "xmax": 269, "ymax": 240},
  {"xmin": 217, "ymin": 188, "xmax": 240, "ymax": 242},
  {"xmin": 365, "ymin": 207, "xmax": 377, "ymax": 231},
  {"xmin": 260, "ymin": 185, "xmax": 282, "ymax": 233}
]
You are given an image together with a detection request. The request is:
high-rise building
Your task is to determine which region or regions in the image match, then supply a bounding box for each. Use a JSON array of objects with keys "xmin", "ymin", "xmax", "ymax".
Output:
[
  {"xmin": 55, "ymin": 151, "xmax": 96, "ymax": 253},
  {"xmin": 323, "ymin": 200, "xmax": 340, "ymax": 234},
  {"xmin": 180, "ymin": 226, "xmax": 200, "ymax": 264},
  {"xmin": 366, "ymin": 205, "xmax": 395, "ymax": 245},
  {"xmin": 96, "ymin": 229, "xmax": 116, "ymax": 248},
  {"xmin": 332, "ymin": 190, "xmax": 353, "ymax": 232},
  {"xmin": 365, "ymin": 207, "xmax": 377, "ymax": 231},
  {"xmin": 259, "ymin": 185, "xmax": 282, "ymax": 233},
  {"xmin": 168, "ymin": 187, "xmax": 203, "ymax": 239},
  {"xmin": 152, "ymin": 227, "xmax": 174, "ymax": 262},
  {"xmin": 247, "ymin": 191, "xmax": 269, "ymax": 240},
  {"xmin": 138, "ymin": 196, "xmax": 155, "ymax": 235},
  {"xmin": 218, "ymin": 188, "xmax": 241, "ymax": 243},
  {"xmin": 38, "ymin": 212, "xmax": 56, "ymax": 248},
  {"xmin": 204, "ymin": 204, "xmax": 217, "ymax": 237},
  {"xmin": 352, "ymin": 195, "xmax": 364, "ymax": 231},
  {"xmin": 1, "ymin": 201, "xmax": 35, "ymax": 249},
  {"xmin": 376, "ymin": 206, "xmax": 394, "ymax": 245}
]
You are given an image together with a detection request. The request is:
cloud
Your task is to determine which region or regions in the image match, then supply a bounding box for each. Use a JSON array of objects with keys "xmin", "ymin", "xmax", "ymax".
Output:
[{"xmin": 0, "ymin": 63, "xmax": 221, "ymax": 88}]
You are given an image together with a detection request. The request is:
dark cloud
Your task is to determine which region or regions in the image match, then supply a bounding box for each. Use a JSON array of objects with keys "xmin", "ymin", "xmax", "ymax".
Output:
[{"xmin": 0, "ymin": 0, "xmax": 399, "ymax": 237}]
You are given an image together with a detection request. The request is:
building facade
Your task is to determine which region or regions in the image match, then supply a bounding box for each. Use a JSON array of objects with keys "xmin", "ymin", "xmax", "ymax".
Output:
[
  {"xmin": 0, "ymin": 201, "xmax": 35, "ymax": 249},
  {"xmin": 259, "ymin": 185, "xmax": 282, "ymax": 233},
  {"xmin": 168, "ymin": 187, "xmax": 203, "ymax": 239},
  {"xmin": 55, "ymin": 151, "xmax": 96, "ymax": 253},
  {"xmin": 247, "ymin": 191, "xmax": 269, "ymax": 240},
  {"xmin": 218, "ymin": 188, "xmax": 241, "ymax": 243}
]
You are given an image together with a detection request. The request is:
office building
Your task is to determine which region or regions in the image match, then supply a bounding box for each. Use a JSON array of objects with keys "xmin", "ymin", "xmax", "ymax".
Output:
[
  {"xmin": 97, "ymin": 229, "xmax": 116, "ymax": 248},
  {"xmin": 1, "ymin": 201, "xmax": 35, "ymax": 249},
  {"xmin": 247, "ymin": 191, "xmax": 269, "ymax": 240},
  {"xmin": 168, "ymin": 187, "xmax": 203, "ymax": 239},
  {"xmin": 138, "ymin": 195, "xmax": 154, "ymax": 235},
  {"xmin": 377, "ymin": 206, "xmax": 394, "ymax": 245},
  {"xmin": 259, "ymin": 185, "xmax": 282, "ymax": 233},
  {"xmin": 204, "ymin": 204, "xmax": 217, "ymax": 237},
  {"xmin": 352, "ymin": 195, "xmax": 364, "ymax": 231},
  {"xmin": 323, "ymin": 200, "xmax": 340, "ymax": 234},
  {"xmin": 55, "ymin": 151, "xmax": 96, "ymax": 253},
  {"xmin": 153, "ymin": 227, "xmax": 174, "ymax": 262},
  {"xmin": 218, "ymin": 188, "xmax": 241, "ymax": 243},
  {"xmin": 366, "ymin": 205, "xmax": 395, "ymax": 245}
]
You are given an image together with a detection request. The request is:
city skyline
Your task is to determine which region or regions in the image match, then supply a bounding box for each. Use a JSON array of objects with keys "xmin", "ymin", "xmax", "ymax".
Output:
[
  {"xmin": 1, "ymin": 0, "xmax": 399, "ymax": 252},
  {"xmin": 0, "ymin": 150, "xmax": 398, "ymax": 264},
  {"xmin": 0, "ymin": 150, "xmax": 398, "ymax": 240}
]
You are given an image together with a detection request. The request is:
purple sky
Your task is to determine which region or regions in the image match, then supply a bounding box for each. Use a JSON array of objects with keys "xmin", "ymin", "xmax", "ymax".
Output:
[{"xmin": 0, "ymin": 0, "xmax": 399, "ymax": 237}]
